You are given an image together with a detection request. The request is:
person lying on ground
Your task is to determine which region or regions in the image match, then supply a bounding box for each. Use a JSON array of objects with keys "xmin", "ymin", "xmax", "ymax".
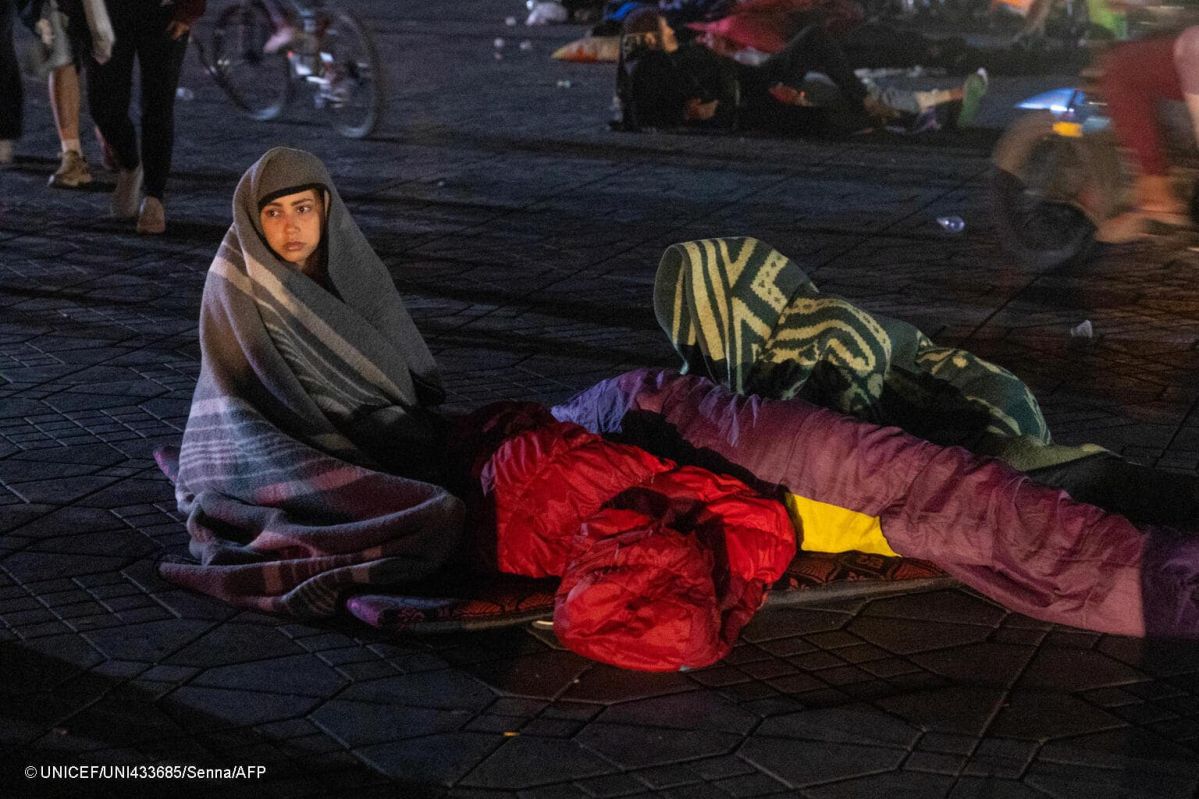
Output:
[
  {"xmin": 554, "ymin": 365, "xmax": 1199, "ymax": 644},
  {"xmin": 620, "ymin": 9, "xmax": 988, "ymax": 134},
  {"xmin": 686, "ymin": 1, "xmax": 1087, "ymax": 75},
  {"xmin": 651, "ymin": 236, "xmax": 1199, "ymax": 528},
  {"xmin": 599, "ymin": 0, "xmax": 857, "ymax": 37}
]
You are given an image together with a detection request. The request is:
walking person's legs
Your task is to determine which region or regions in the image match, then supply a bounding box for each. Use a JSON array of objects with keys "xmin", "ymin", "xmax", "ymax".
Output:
[
  {"xmin": 47, "ymin": 63, "xmax": 93, "ymax": 186},
  {"xmin": 1174, "ymin": 27, "xmax": 1199, "ymax": 147},
  {"xmin": 133, "ymin": 18, "xmax": 188, "ymax": 234},
  {"xmin": 1097, "ymin": 36, "xmax": 1187, "ymax": 241},
  {"xmin": 87, "ymin": 18, "xmax": 141, "ymax": 217},
  {"xmin": 46, "ymin": 1, "xmax": 97, "ymax": 186},
  {"xmin": 0, "ymin": 0, "xmax": 23, "ymax": 164}
]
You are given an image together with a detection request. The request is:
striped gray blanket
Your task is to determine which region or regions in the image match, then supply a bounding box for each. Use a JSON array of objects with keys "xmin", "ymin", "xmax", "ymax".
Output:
[
  {"xmin": 157, "ymin": 148, "xmax": 462, "ymax": 617},
  {"xmin": 653, "ymin": 236, "xmax": 1051, "ymax": 450}
]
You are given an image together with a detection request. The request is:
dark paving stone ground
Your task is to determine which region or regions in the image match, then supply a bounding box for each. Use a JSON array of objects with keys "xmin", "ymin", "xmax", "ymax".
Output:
[{"xmin": 2, "ymin": 2, "xmax": 1199, "ymax": 796}]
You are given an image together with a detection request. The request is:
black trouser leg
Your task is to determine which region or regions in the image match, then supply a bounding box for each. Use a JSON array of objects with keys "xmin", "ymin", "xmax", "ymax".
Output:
[
  {"xmin": 1027, "ymin": 454, "xmax": 1199, "ymax": 529},
  {"xmin": 841, "ymin": 23, "xmax": 936, "ymax": 70},
  {"xmin": 0, "ymin": 0, "xmax": 23, "ymax": 140},
  {"xmin": 137, "ymin": 27, "xmax": 188, "ymax": 199},
  {"xmin": 87, "ymin": 17, "xmax": 139, "ymax": 170},
  {"xmin": 760, "ymin": 24, "xmax": 868, "ymax": 108}
]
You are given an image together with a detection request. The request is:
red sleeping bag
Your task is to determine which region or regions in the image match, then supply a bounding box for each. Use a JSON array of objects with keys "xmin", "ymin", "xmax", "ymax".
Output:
[{"xmin": 482, "ymin": 421, "xmax": 795, "ymax": 671}]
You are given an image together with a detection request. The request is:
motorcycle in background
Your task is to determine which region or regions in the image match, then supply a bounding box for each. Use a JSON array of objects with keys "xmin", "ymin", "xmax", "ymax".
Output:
[{"xmin": 989, "ymin": 4, "xmax": 1199, "ymax": 267}]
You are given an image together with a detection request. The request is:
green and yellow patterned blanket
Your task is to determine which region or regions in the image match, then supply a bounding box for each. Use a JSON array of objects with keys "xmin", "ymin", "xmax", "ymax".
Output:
[{"xmin": 653, "ymin": 236, "xmax": 1058, "ymax": 453}]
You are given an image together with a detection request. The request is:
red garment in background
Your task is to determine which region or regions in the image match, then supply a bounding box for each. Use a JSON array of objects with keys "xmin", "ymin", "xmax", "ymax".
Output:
[
  {"xmin": 1100, "ymin": 35, "xmax": 1183, "ymax": 176},
  {"xmin": 687, "ymin": 0, "xmax": 864, "ymax": 54}
]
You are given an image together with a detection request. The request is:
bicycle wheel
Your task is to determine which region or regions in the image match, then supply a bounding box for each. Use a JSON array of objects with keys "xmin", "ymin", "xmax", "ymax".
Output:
[
  {"xmin": 210, "ymin": 0, "xmax": 291, "ymax": 121},
  {"xmin": 317, "ymin": 7, "xmax": 384, "ymax": 138},
  {"xmin": 989, "ymin": 113, "xmax": 1113, "ymax": 268},
  {"xmin": 991, "ymin": 166, "xmax": 1096, "ymax": 269}
]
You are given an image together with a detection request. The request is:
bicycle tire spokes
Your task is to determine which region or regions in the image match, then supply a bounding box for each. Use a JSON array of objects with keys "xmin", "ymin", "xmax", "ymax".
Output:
[
  {"xmin": 211, "ymin": 0, "xmax": 291, "ymax": 121},
  {"xmin": 313, "ymin": 8, "xmax": 384, "ymax": 138}
]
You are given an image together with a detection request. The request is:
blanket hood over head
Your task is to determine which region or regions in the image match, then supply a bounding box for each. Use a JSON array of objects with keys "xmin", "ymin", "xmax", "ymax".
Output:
[
  {"xmin": 235, "ymin": 146, "xmax": 443, "ymax": 412},
  {"xmin": 653, "ymin": 236, "xmax": 1048, "ymax": 448},
  {"xmin": 158, "ymin": 148, "xmax": 461, "ymax": 617}
]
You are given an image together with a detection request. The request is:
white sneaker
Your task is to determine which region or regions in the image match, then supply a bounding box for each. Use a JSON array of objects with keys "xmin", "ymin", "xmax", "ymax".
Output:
[
  {"xmin": 111, "ymin": 165, "xmax": 143, "ymax": 218},
  {"xmin": 0, "ymin": 140, "xmax": 13, "ymax": 166},
  {"xmin": 136, "ymin": 196, "xmax": 166, "ymax": 235}
]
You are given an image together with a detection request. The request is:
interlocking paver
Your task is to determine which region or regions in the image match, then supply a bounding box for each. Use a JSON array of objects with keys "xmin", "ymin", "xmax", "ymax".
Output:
[
  {"xmin": 738, "ymin": 736, "xmax": 907, "ymax": 787},
  {"xmin": 311, "ymin": 699, "xmax": 471, "ymax": 749},
  {"xmin": 756, "ymin": 706, "xmax": 920, "ymax": 748},
  {"xmin": 876, "ymin": 685, "xmax": 1009, "ymax": 735},
  {"xmin": 462, "ymin": 736, "xmax": 613, "ymax": 789},
  {"xmin": 910, "ymin": 642, "xmax": 1038, "ymax": 688},
  {"xmin": 337, "ymin": 670, "xmax": 497, "ymax": 712},
  {"xmin": 354, "ymin": 731, "xmax": 502, "ymax": 784},
  {"xmin": 576, "ymin": 723, "xmax": 743, "ymax": 769},
  {"xmin": 596, "ymin": 692, "xmax": 758, "ymax": 734},
  {"xmin": 806, "ymin": 770, "xmax": 956, "ymax": 798},
  {"xmin": 464, "ymin": 650, "xmax": 593, "ymax": 700}
]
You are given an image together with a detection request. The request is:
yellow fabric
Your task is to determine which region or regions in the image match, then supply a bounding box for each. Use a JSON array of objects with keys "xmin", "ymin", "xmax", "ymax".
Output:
[{"xmin": 784, "ymin": 493, "xmax": 897, "ymax": 557}]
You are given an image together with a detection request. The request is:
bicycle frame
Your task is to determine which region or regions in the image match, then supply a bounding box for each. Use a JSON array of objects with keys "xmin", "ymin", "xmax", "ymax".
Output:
[{"xmin": 194, "ymin": 0, "xmax": 383, "ymax": 138}]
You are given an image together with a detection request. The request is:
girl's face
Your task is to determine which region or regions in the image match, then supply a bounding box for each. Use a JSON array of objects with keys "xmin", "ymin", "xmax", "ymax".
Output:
[{"xmin": 259, "ymin": 189, "xmax": 325, "ymax": 274}]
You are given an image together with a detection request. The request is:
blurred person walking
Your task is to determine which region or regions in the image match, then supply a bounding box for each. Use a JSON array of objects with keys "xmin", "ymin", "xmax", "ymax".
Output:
[
  {"xmin": 1097, "ymin": 25, "xmax": 1199, "ymax": 241},
  {"xmin": 0, "ymin": 0, "xmax": 22, "ymax": 165},
  {"xmin": 19, "ymin": 0, "xmax": 114, "ymax": 187},
  {"xmin": 87, "ymin": 0, "xmax": 204, "ymax": 234}
]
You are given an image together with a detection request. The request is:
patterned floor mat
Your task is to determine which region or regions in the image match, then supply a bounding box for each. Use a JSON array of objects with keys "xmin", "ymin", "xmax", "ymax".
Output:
[{"xmin": 346, "ymin": 552, "xmax": 953, "ymax": 633}]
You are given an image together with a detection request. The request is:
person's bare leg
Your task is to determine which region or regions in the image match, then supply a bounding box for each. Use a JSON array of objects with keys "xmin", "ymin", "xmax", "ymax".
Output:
[
  {"xmin": 1096, "ymin": 174, "xmax": 1188, "ymax": 243},
  {"xmin": 47, "ymin": 64, "xmax": 92, "ymax": 188},
  {"xmin": 1175, "ymin": 28, "xmax": 1199, "ymax": 160},
  {"xmin": 1133, "ymin": 174, "xmax": 1186, "ymax": 217},
  {"xmin": 49, "ymin": 64, "xmax": 80, "ymax": 151},
  {"xmin": 1095, "ymin": 37, "xmax": 1187, "ymax": 242}
]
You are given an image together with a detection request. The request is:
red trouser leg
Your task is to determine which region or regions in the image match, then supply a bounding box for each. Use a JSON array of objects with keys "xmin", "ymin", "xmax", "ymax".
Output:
[{"xmin": 1101, "ymin": 36, "xmax": 1184, "ymax": 176}]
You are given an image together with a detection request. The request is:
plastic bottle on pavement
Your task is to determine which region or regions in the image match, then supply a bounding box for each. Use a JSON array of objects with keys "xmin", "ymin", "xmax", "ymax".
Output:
[
  {"xmin": 175, "ymin": 87, "xmax": 194, "ymax": 101},
  {"xmin": 936, "ymin": 215, "xmax": 965, "ymax": 233}
]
